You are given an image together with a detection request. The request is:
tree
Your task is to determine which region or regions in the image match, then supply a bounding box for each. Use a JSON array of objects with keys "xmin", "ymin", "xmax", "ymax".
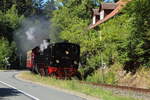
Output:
[
  {"xmin": 51, "ymin": 0, "xmax": 102, "ymax": 71},
  {"xmin": 0, "ymin": 0, "xmax": 13, "ymax": 13},
  {"xmin": 15, "ymin": 0, "xmax": 34, "ymax": 16},
  {"xmin": 0, "ymin": 5, "xmax": 23, "ymax": 42},
  {"xmin": 0, "ymin": 0, "xmax": 35, "ymax": 16},
  {"xmin": 44, "ymin": 0, "xmax": 56, "ymax": 18},
  {"xmin": 0, "ymin": 38, "xmax": 14, "ymax": 68},
  {"xmin": 33, "ymin": 0, "xmax": 45, "ymax": 15},
  {"xmin": 115, "ymin": 0, "xmax": 150, "ymax": 72},
  {"xmin": 128, "ymin": 0, "xmax": 150, "ymax": 67}
]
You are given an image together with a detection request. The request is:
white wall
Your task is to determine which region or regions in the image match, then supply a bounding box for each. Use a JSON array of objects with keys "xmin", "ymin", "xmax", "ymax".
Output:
[
  {"xmin": 100, "ymin": 10, "xmax": 104, "ymax": 20},
  {"xmin": 93, "ymin": 16, "xmax": 96, "ymax": 24}
]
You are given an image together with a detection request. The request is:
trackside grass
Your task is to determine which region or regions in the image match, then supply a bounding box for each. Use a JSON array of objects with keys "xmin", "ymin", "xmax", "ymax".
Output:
[
  {"xmin": 18, "ymin": 72, "xmax": 140, "ymax": 100},
  {"xmin": 0, "ymin": 67, "xmax": 5, "ymax": 70}
]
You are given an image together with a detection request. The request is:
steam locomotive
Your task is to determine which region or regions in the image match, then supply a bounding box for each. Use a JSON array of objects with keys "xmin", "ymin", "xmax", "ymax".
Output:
[{"xmin": 26, "ymin": 39, "xmax": 82, "ymax": 80}]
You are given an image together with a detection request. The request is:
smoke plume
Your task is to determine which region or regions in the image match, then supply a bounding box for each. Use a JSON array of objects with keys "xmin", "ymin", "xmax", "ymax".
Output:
[{"xmin": 13, "ymin": 17, "xmax": 50, "ymax": 55}]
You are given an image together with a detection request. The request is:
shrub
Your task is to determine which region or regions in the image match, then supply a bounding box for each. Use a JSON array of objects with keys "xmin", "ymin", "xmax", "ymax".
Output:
[
  {"xmin": 0, "ymin": 38, "xmax": 15, "ymax": 68},
  {"xmin": 86, "ymin": 69, "xmax": 117, "ymax": 84}
]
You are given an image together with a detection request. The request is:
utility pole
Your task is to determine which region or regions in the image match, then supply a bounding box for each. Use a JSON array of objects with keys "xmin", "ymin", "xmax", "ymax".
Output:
[
  {"xmin": 99, "ymin": 30, "xmax": 103, "ymax": 67},
  {"xmin": 99, "ymin": 30, "xmax": 105, "ymax": 83},
  {"xmin": 19, "ymin": 54, "xmax": 22, "ymax": 68}
]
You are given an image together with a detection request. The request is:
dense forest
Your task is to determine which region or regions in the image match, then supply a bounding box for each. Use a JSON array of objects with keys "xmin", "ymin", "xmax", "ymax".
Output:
[
  {"xmin": 51, "ymin": 0, "xmax": 150, "ymax": 73},
  {"xmin": 0, "ymin": 0, "xmax": 149, "ymax": 81}
]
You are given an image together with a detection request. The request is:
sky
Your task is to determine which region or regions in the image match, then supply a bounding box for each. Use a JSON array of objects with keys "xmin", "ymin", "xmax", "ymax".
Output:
[
  {"xmin": 43, "ymin": 0, "xmax": 48, "ymax": 2},
  {"xmin": 43, "ymin": 0, "xmax": 48, "ymax": 3}
]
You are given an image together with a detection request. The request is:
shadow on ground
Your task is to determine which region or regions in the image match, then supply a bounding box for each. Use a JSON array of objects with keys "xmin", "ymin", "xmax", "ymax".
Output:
[{"xmin": 0, "ymin": 88, "xmax": 21, "ymax": 97}]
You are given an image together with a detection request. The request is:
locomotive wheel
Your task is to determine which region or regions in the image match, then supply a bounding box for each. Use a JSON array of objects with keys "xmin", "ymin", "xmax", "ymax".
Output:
[
  {"xmin": 31, "ymin": 67, "xmax": 37, "ymax": 74},
  {"xmin": 29, "ymin": 68, "xmax": 32, "ymax": 72},
  {"xmin": 49, "ymin": 72, "xmax": 56, "ymax": 77},
  {"xmin": 34, "ymin": 65, "xmax": 39, "ymax": 74},
  {"xmin": 44, "ymin": 68, "xmax": 49, "ymax": 76},
  {"xmin": 39, "ymin": 68, "xmax": 45, "ymax": 76}
]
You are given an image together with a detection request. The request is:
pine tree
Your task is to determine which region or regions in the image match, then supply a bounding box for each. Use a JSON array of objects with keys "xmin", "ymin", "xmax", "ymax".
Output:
[
  {"xmin": 33, "ymin": 0, "xmax": 45, "ymax": 15},
  {"xmin": 123, "ymin": 0, "xmax": 150, "ymax": 71}
]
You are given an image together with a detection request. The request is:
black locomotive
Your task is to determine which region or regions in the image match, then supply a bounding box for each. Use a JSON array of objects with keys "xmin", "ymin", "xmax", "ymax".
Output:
[{"xmin": 26, "ymin": 39, "xmax": 81, "ymax": 79}]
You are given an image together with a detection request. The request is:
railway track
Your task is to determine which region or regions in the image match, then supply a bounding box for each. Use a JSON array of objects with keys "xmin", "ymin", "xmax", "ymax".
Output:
[
  {"xmin": 80, "ymin": 81, "xmax": 150, "ymax": 100},
  {"xmin": 81, "ymin": 81, "xmax": 150, "ymax": 94}
]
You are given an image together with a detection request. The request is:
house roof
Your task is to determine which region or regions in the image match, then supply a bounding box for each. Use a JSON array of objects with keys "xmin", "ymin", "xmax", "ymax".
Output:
[
  {"xmin": 101, "ymin": 3, "xmax": 117, "ymax": 10},
  {"xmin": 92, "ymin": 3, "xmax": 117, "ymax": 16},
  {"xmin": 89, "ymin": 0, "xmax": 132, "ymax": 29}
]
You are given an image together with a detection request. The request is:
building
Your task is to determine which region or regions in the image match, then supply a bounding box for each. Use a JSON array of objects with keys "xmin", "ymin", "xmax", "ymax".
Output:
[{"xmin": 89, "ymin": 0, "xmax": 131, "ymax": 29}]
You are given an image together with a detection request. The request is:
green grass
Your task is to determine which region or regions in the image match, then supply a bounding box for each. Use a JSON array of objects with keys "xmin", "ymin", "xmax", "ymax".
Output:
[
  {"xmin": 86, "ymin": 70, "xmax": 117, "ymax": 85},
  {"xmin": 0, "ymin": 67, "xmax": 6, "ymax": 71},
  {"xmin": 18, "ymin": 72, "xmax": 140, "ymax": 100}
]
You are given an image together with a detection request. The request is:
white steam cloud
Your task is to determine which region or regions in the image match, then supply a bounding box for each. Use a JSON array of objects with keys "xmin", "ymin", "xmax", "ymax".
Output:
[
  {"xmin": 13, "ymin": 17, "xmax": 50, "ymax": 55},
  {"xmin": 25, "ymin": 27, "xmax": 36, "ymax": 40}
]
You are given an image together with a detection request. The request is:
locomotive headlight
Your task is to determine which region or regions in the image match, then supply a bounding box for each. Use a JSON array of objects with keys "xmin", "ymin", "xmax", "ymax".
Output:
[
  {"xmin": 65, "ymin": 51, "xmax": 69, "ymax": 55},
  {"xmin": 56, "ymin": 60, "xmax": 60, "ymax": 63},
  {"xmin": 74, "ymin": 61, "xmax": 78, "ymax": 64}
]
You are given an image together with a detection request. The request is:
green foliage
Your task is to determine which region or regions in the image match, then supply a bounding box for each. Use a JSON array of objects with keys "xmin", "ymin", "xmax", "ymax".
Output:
[
  {"xmin": 87, "ymin": 54, "xmax": 101, "ymax": 68},
  {"xmin": 79, "ymin": 14, "xmax": 132, "ymax": 69},
  {"xmin": 0, "ymin": 5, "xmax": 24, "ymax": 42},
  {"xmin": 0, "ymin": 4, "xmax": 22, "ymax": 68},
  {"xmin": 52, "ymin": 0, "xmax": 150, "ymax": 73},
  {"xmin": 51, "ymin": 0, "xmax": 104, "ymax": 69},
  {"xmin": 0, "ymin": 38, "xmax": 15, "ymax": 68},
  {"xmin": 4, "ymin": 5, "xmax": 24, "ymax": 29},
  {"xmin": 100, "ymin": 14, "xmax": 132, "ymax": 65},
  {"xmin": 52, "ymin": 0, "xmax": 128, "ymax": 70},
  {"xmin": 116, "ymin": 0, "xmax": 150, "ymax": 69},
  {"xmin": 86, "ymin": 70, "xmax": 117, "ymax": 84},
  {"xmin": 0, "ymin": 0, "xmax": 34, "ymax": 16},
  {"xmin": 93, "ymin": 0, "xmax": 150, "ymax": 71},
  {"xmin": 51, "ymin": 0, "xmax": 95, "ymax": 30},
  {"xmin": 128, "ymin": 0, "xmax": 150, "ymax": 67}
]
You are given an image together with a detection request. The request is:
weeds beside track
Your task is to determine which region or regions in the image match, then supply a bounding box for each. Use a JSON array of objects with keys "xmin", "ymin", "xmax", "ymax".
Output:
[{"xmin": 18, "ymin": 71, "xmax": 142, "ymax": 100}]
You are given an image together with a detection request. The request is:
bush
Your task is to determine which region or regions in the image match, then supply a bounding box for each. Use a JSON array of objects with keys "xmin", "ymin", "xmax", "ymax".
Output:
[
  {"xmin": 0, "ymin": 38, "xmax": 15, "ymax": 68},
  {"xmin": 86, "ymin": 69, "xmax": 117, "ymax": 84},
  {"xmin": 0, "ymin": 5, "xmax": 24, "ymax": 42}
]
